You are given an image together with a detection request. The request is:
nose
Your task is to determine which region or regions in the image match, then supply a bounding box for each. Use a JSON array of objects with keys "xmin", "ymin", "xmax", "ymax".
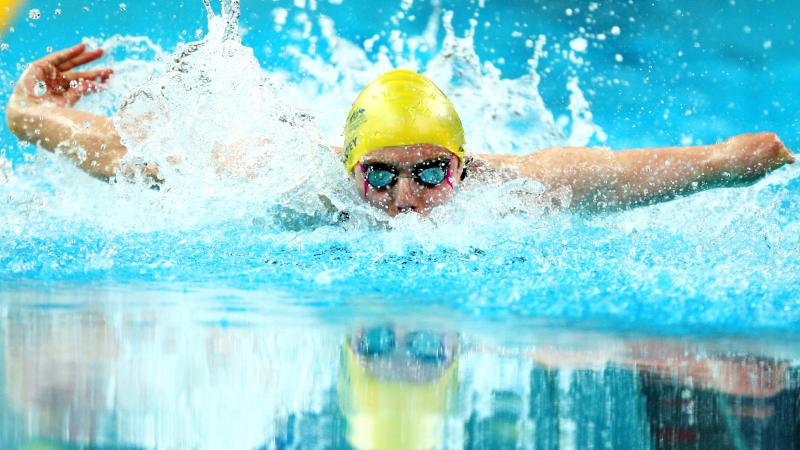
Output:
[{"xmin": 392, "ymin": 176, "xmax": 420, "ymax": 214}]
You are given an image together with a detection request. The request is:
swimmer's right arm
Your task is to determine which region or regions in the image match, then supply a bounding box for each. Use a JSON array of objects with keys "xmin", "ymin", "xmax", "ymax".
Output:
[{"xmin": 5, "ymin": 44, "xmax": 159, "ymax": 182}]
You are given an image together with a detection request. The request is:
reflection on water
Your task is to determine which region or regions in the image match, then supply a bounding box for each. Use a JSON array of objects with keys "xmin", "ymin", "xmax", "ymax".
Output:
[{"xmin": 1, "ymin": 288, "xmax": 798, "ymax": 450}]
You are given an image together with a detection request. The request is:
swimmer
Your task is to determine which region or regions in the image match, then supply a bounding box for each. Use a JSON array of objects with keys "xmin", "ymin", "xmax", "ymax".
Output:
[{"xmin": 5, "ymin": 44, "xmax": 796, "ymax": 216}]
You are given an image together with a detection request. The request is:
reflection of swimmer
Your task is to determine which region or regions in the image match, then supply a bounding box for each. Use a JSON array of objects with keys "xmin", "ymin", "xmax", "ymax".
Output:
[
  {"xmin": 5, "ymin": 45, "xmax": 795, "ymax": 217},
  {"xmin": 338, "ymin": 325, "xmax": 459, "ymax": 450},
  {"xmin": 529, "ymin": 339, "xmax": 800, "ymax": 450},
  {"xmin": 625, "ymin": 344, "xmax": 800, "ymax": 450}
]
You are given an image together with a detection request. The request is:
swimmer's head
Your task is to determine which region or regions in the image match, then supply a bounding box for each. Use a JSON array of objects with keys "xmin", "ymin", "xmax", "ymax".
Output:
[{"xmin": 343, "ymin": 70, "xmax": 467, "ymax": 217}]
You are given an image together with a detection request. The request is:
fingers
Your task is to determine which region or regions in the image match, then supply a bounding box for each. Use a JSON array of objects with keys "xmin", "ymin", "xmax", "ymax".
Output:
[
  {"xmin": 65, "ymin": 68, "xmax": 114, "ymax": 83},
  {"xmin": 60, "ymin": 69, "xmax": 113, "ymax": 100},
  {"xmin": 57, "ymin": 48, "xmax": 105, "ymax": 72},
  {"xmin": 74, "ymin": 78, "xmax": 105, "ymax": 94},
  {"xmin": 41, "ymin": 43, "xmax": 106, "ymax": 72},
  {"xmin": 59, "ymin": 75, "xmax": 109, "ymax": 105},
  {"xmin": 43, "ymin": 43, "xmax": 87, "ymax": 66},
  {"xmin": 62, "ymin": 80, "xmax": 102, "ymax": 105}
]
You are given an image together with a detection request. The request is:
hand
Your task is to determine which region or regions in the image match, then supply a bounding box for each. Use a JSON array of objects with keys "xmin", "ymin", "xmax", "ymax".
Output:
[
  {"xmin": 11, "ymin": 43, "xmax": 113, "ymax": 107},
  {"xmin": 733, "ymin": 132, "xmax": 795, "ymax": 163},
  {"xmin": 721, "ymin": 132, "xmax": 795, "ymax": 180}
]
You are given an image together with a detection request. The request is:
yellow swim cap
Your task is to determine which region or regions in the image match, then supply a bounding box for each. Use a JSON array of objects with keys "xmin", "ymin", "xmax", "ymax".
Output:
[{"xmin": 343, "ymin": 69, "xmax": 466, "ymax": 172}]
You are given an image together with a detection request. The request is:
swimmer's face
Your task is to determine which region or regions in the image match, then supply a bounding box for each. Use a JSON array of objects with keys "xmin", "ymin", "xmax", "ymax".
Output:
[{"xmin": 353, "ymin": 144, "xmax": 463, "ymax": 217}]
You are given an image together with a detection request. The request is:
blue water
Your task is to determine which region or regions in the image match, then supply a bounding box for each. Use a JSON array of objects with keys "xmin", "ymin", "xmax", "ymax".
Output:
[
  {"xmin": 3, "ymin": 0, "xmax": 799, "ymax": 154},
  {"xmin": 1, "ymin": 2, "xmax": 800, "ymax": 448}
]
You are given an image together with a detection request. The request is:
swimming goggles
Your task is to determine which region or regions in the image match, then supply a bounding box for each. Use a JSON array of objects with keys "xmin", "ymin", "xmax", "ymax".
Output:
[
  {"xmin": 359, "ymin": 158, "xmax": 454, "ymax": 192},
  {"xmin": 356, "ymin": 326, "xmax": 448, "ymax": 365}
]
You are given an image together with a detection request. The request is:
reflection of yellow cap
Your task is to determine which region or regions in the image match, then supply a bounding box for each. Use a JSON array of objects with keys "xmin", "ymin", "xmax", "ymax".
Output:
[
  {"xmin": 1, "ymin": 0, "xmax": 27, "ymax": 36},
  {"xmin": 337, "ymin": 342, "xmax": 459, "ymax": 450},
  {"xmin": 21, "ymin": 441, "xmax": 61, "ymax": 450},
  {"xmin": 343, "ymin": 70, "xmax": 466, "ymax": 172}
]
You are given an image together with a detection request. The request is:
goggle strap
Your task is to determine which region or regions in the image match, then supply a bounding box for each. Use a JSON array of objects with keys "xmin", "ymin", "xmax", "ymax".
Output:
[
  {"xmin": 359, "ymin": 163, "xmax": 369, "ymax": 196},
  {"xmin": 445, "ymin": 160, "xmax": 454, "ymax": 189}
]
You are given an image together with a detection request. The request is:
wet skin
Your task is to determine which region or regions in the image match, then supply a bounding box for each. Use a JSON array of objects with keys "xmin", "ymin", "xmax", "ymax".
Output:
[{"xmin": 353, "ymin": 145, "xmax": 465, "ymax": 217}]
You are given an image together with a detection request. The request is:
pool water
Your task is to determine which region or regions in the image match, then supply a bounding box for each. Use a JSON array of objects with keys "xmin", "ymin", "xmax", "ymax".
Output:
[
  {"xmin": 1, "ymin": 287, "xmax": 799, "ymax": 449},
  {"xmin": 1, "ymin": 0, "xmax": 799, "ymax": 448}
]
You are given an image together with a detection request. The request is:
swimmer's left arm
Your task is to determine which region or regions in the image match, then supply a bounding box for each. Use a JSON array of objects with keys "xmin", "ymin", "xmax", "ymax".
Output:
[
  {"xmin": 601, "ymin": 133, "xmax": 794, "ymax": 209},
  {"xmin": 477, "ymin": 132, "xmax": 795, "ymax": 210}
]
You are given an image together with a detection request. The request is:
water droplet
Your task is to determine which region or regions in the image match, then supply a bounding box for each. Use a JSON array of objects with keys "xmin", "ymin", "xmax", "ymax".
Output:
[
  {"xmin": 46, "ymin": 46, "xmax": 53, "ymax": 53},
  {"xmin": 0, "ymin": 43, "xmax": 8, "ymax": 52},
  {"xmin": 70, "ymin": 80, "xmax": 79, "ymax": 89},
  {"xmin": 28, "ymin": 9, "xmax": 42, "ymax": 20},
  {"xmin": 272, "ymin": 8, "xmax": 288, "ymax": 27},
  {"xmin": 33, "ymin": 81, "xmax": 47, "ymax": 96},
  {"xmin": 615, "ymin": 54, "xmax": 623, "ymax": 62},
  {"xmin": 569, "ymin": 37, "xmax": 588, "ymax": 53},
  {"xmin": 610, "ymin": 25, "xmax": 621, "ymax": 36},
  {"xmin": 119, "ymin": 3, "xmax": 127, "ymax": 12},
  {"xmin": 83, "ymin": 121, "xmax": 91, "ymax": 129},
  {"xmin": 54, "ymin": 8, "xmax": 62, "ymax": 16}
]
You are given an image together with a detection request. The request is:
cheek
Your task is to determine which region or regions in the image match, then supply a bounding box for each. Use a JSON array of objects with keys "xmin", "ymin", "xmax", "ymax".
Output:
[
  {"xmin": 366, "ymin": 190, "xmax": 391, "ymax": 206},
  {"xmin": 422, "ymin": 185, "xmax": 454, "ymax": 205}
]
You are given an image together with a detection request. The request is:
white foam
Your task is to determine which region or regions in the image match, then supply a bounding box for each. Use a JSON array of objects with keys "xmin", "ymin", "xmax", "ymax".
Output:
[{"xmin": 2, "ymin": 0, "xmax": 608, "ymax": 251}]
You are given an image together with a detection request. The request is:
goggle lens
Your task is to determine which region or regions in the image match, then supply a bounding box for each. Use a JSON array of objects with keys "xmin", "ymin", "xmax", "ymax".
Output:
[
  {"xmin": 417, "ymin": 167, "xmax": 447, "ymax": 187},
  {"xmin": 357, "ymin": 326, "xmax": 396, "ymax": 357},
  {"xmin": 405, "ymin": 331, "xmax": 446, "ymax": 363},
  {"xmin": 366, "ymin": 170, "xmax": 395, "ymax": 189}
]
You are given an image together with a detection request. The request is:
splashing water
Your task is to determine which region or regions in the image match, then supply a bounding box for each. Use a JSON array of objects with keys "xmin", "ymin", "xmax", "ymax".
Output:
[
  {"xmin": 33, "ymin": 80, "xmax": 47, "ymax": 96},
  {"xmin": 115, "ymin": 0, "xmax": 349, "ymax": 231},
  {"xmin": 0, "ymin": 0, "xmax": 799, "ymax": 332}
]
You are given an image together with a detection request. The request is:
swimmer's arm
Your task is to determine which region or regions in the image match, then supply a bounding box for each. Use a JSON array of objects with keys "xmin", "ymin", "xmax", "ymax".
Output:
[
  {"xmin": 604, "ymin": 133, "xmax": 794, "ymax": 209},
  {"xmin": 5, "ymin": 44, "xmax": 158, "ymax": 182},
  {"xmin": 477, "ymin": 132, "xmax": 795, "ymax": 210},
  {"xmin": 7, "ymin": 99, "xmax": 128, "ymax": 180}
]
